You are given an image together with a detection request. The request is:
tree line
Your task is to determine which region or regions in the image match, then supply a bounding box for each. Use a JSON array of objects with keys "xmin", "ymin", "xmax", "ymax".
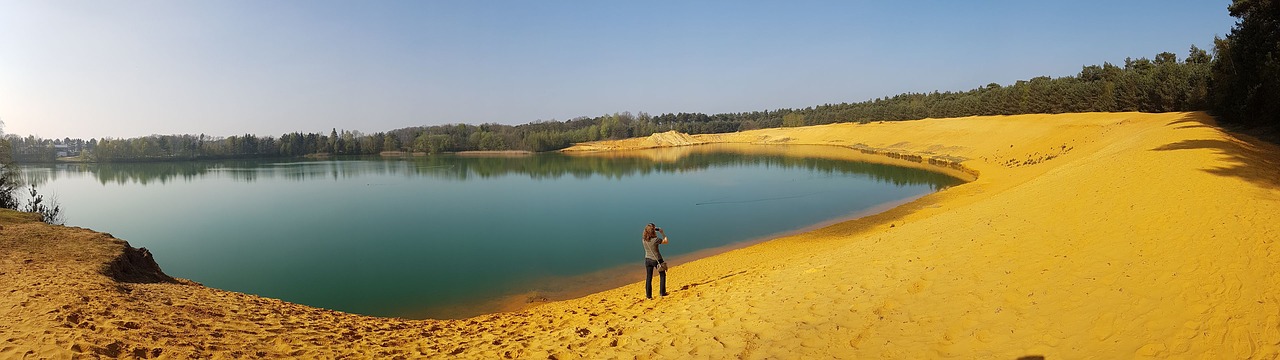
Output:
[
  {"xmin": 0, "ymin": 135, "xmax": 63, "ymax": 224},
  {"xmin": 5, "ymin": 0, "xmax": 1276, "ymax": 163},
  {"xmin": 0, "ymin": 47, "xmax": 1221, "ymax": 163},
  {"xmin": 1210, "ymin": 0, "xmax": 1279, "ymax": 130}
]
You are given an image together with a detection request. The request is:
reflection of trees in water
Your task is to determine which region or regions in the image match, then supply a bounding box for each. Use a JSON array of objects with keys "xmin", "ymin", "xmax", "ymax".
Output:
[
  {"xmin": 20, "ymin": 167, "xmax": 54, "ymax": 187},
  {"xmin": 21, "ymin": 148, "xmax": 965, "ymax": 190},
  {"xmin": 23, "ymin": 162, "xmax": 242, "ymax": 186},
  {"xmin": 442, "ymin": 153, "xmax": 963, "ymax": 190}
]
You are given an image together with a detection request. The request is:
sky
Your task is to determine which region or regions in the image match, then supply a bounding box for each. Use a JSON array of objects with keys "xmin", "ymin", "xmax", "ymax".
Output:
[{"xmin": 0, "ymin": 1, "xmax": 1237, "ymax": 140}]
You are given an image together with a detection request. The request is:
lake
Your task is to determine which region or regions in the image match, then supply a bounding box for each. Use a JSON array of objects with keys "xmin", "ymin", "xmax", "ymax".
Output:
[{"xmin": 20, "ymin": 144, "xmax": 964, "ymax": 319}]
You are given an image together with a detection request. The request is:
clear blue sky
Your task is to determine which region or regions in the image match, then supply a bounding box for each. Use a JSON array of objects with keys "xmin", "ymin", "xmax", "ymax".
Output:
[{"xmin": 0, "ymin": 1, "xmax": 1236, "ymax": 139}]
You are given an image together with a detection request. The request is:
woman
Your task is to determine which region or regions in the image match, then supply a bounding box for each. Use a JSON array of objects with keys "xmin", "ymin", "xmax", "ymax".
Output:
[{"xmin": 641, "ymin": 223, "xmax": 669, "ymax": 299}]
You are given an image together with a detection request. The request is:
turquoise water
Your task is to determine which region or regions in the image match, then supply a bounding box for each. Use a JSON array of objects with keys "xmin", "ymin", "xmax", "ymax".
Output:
[{"xmin": 20, "ymin": 144, "xmax": 963, "ymax": 319}]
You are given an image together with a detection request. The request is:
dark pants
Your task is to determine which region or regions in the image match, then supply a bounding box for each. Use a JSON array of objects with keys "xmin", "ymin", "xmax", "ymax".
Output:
[{"xmin": 644, "ymin": 258, "xmax": 667, "ymax": 298}]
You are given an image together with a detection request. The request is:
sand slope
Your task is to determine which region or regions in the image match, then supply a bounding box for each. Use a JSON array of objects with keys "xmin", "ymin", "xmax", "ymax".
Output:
[
  {"xmin": 3, "ymin": 112, "xmax": 1279, "ymax": 358},
  {"xmin": 566, "ymin": 130, "xmax": 704, "ymax": 152}
]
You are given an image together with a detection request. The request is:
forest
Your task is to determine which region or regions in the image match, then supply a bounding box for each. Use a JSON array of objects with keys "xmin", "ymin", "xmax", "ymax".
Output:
[{"xmin": 3, "ymin": 0, "xmax": 1276, "ymax": 163}]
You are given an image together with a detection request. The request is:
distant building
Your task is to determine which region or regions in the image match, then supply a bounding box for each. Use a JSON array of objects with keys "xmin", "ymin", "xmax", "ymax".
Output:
[{"xmin": 53, "ymin": 144, "xmax": 70, "ymax": 158}]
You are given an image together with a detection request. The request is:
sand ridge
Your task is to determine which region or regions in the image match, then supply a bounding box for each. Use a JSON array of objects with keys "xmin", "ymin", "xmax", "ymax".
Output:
[
  {"xmin": 2, "ymin": 112, "xmax": 1279, "ymax": 358},
  {"xmin": 565, "ymin": 130, "xmax": 704, "ymax": 152}
]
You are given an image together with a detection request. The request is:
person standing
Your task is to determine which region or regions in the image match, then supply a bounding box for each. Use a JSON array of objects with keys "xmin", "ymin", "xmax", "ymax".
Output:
[{"xmin": 641, "ymin": 223, "xmax": 669, "ymax": 299}]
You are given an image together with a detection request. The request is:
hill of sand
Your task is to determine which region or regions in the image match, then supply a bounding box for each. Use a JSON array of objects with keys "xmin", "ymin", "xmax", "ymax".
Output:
[
  {"xmin": 3, "ymin": 112, "xmax": 1279, "ymax": 358},
  {"xmin": 564, "ymin": 130, "xmax": 704, "ymax": 152}
]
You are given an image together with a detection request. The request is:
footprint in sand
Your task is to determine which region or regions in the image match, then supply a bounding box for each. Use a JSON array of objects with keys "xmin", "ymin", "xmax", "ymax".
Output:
[
  {"xmin": 1265, "ymin": 315, "xmax": 1280, "ymax": 345},
  {"xmin": 907, "ymin": 280, "xmax": 930, "ymax": 294},
  {"xmin": 1090, "ymin": 313, "xmax": 1116, "ymax": 341},
  {"xmin": 1228, "ymin": 326, "xmax": 1256, "ymax": 359},
  {"xmin": 1135, "ymin": 343, "xmax": 1167, "ymax": 358}
]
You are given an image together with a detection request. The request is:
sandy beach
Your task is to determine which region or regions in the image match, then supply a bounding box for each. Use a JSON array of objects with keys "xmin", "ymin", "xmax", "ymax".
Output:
[{"xmin": 3, "ymin": 111, "xmax": 1279, "ymax": 358}]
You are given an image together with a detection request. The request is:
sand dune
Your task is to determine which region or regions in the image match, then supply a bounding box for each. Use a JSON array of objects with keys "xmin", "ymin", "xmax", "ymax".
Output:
[
  {"xmin": 565, "ymin": 130, "xmax": 704, "ymax": 152},
  {"xmin": 3, "ymin": 112, "xmax": 1278, "ymax": 358}
]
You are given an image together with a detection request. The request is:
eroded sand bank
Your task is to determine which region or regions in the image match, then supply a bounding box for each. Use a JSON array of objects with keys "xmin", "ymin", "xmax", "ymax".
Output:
[{"xmin": 3, "ymin": 112, "xmax": 1279, "ymax": 358}]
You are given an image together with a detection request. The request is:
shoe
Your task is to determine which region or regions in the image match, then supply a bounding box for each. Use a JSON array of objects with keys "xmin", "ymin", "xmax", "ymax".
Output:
[{"xmin": 660, "ymin": 292, "xmax": 669, "ymax": 296}]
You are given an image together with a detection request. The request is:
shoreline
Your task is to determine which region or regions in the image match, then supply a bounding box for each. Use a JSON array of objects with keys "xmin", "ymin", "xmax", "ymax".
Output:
[
  {"xmin": 5, "ymin": 112, "xmax": 1280, "ymax": 358},
  {"xmin": 563, "ymin": 141, "xmax": 979, "ymax": 182},
  {"xmin": 407, "ymin": 193, "xmax": 935, "ymax": 320},
  {"xmin": 379, "ymin": 150, "xmax": 535, "ymax": 157},
  {"xmin": 452, "ymin": 150, "xmax": 533, "ymax": 157}
]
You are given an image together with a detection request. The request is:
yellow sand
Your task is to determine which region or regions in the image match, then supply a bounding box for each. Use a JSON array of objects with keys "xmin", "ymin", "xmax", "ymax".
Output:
[{"xmin": 3, "ymin": 112, "xmax": 1279, "ymax": 358}]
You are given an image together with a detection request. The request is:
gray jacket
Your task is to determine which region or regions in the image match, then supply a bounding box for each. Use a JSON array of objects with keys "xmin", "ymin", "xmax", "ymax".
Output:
[{"xmin": 642, "ymin": 233, "xmax": 665, "ymax": 261}]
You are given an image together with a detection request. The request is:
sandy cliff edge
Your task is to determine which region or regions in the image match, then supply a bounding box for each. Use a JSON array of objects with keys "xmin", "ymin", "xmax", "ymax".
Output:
[{"xmin": 3, "ymin": 112, "xmax": 1279, "ymax": 359}]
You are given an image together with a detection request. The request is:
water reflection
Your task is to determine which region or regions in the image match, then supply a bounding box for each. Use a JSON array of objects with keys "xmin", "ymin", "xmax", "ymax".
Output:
[
  {"xmin": 21, "ymin": 144, "xmax": 965, "ymax": 190},
  {"xmin": 21, "ymin": 143, "xmax": 969, "ymax": 319}
]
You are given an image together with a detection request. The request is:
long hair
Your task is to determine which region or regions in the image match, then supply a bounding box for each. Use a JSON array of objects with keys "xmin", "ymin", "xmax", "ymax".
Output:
[{"xmin": 643, "ymin": 223, "xmax": 656, "ymax": 240}]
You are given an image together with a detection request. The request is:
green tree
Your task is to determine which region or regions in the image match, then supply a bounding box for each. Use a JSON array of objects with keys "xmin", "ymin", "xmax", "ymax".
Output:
[
  {"xmin": 0, "ymin": 137, "xmax": 19, "ymax": 210},
  {"xmin": 0, "ymin": 121, "xmax": 62, "ymax": 223},
  {"xmin": 1188, "ymin": 45, "xmax": 1211, "ymax": 64},
  {"xmin": 782, "ymin": 113, "xmax": 807, "ymax": 127},
  {"xmin": 414, "ymin": 134, "xmax": 454, "ymax": 154},
  {"xmin": 381, "ymin": 133, "xmax": 401, "ymax": 151},
  {"xmin": 22, "ymin": 185, "xmax": 62, "ymax": 224},
  {"xmin": 1211, "ymin": 0, "xmax": 1280, "ymax": 128},
  {"xmin": 383, "ymin": 133, "xmax": 401, "ymax": 152},
  {"xmin": 326, "ymin": 128, "xmax": 338, "ymax": 153}
]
